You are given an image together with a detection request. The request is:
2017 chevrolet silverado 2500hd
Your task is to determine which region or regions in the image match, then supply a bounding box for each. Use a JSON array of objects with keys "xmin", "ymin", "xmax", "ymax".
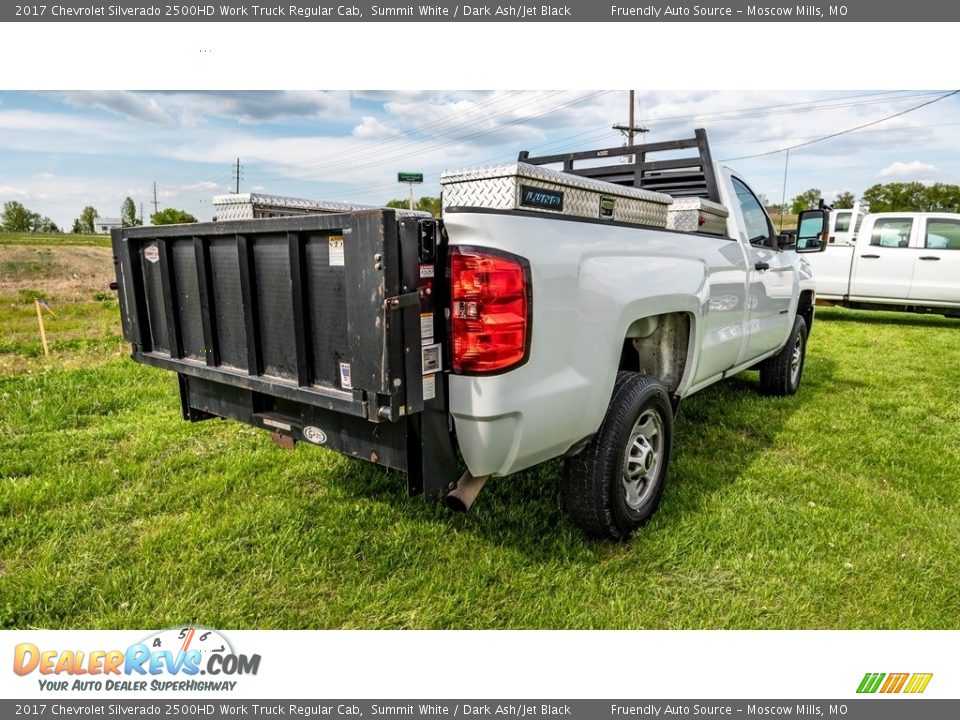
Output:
[
  {"xmin": 804, "ymin": 212, "xmax": 960, "ymax": 317},
  {"xmin": 111, "ymin": 130, "xmax": 829, "ymax": 540}
]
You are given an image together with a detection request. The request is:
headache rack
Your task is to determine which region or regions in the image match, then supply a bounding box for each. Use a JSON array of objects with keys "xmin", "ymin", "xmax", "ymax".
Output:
[{"xmin": 518, "ymin": 128, "xmax": 721, "ymax": 204}]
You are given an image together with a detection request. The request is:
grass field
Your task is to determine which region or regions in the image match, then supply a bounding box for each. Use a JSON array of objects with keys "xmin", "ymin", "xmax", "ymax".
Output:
[{"xmin": 1, "ymin": 239, "xmax": 958, "ymax": 629}]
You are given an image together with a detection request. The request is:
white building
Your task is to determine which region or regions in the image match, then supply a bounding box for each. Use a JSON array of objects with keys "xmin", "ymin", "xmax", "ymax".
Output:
[{"xmin": 93, "ymin": 217, "xmax": 122, "ymax": 234}]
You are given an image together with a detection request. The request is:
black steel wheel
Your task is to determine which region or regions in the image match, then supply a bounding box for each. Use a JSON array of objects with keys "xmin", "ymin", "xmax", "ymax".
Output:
[{"xmin": 563, "ymin": 372, "xmax": 674, "ymax": 540}]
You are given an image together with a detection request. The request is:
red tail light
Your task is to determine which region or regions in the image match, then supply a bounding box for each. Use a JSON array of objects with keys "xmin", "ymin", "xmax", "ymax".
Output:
[{"xmin": 450, "ymin": 247, "xmax": 530, "ymax": 374}]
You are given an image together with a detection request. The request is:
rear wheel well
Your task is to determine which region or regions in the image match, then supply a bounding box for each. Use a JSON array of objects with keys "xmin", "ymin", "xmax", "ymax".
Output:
[{"xmin": 618, "ymin": 312, "xmax": 691, "ymax": 397}]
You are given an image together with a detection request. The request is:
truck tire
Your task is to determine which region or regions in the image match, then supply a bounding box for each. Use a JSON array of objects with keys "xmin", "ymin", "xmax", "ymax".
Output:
[
  {"xmin": 563, "ymin": 372, "xmax": 674, "ymax": 540},
  {"xmin": 758, "ymin": 315, "xmax": 808, "ymax": 397}
]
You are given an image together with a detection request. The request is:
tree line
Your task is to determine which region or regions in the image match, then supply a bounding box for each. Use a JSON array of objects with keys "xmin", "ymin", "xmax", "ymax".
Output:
[
  {"xmin": 1, "ymin": 196, "xmax": 198, "ymax": 233},
  {"xmin": 786, "ymin": 183, "xmax": 960, "ymax": 214}
]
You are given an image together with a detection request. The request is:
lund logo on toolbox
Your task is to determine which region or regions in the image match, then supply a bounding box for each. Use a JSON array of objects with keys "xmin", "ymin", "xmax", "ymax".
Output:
[
  {"xmin": 302, "ymin": 426, "xmax": 327, "ymax": 445},
  {"xmin": 520, "ymin": 185, "xmax": 564, "ymax": 211}
]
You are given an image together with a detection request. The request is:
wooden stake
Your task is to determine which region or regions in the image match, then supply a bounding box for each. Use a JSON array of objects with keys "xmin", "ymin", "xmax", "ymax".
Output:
[{"xmin": 35, "ymin": 298, "xmax": 49, "ymax": 357}]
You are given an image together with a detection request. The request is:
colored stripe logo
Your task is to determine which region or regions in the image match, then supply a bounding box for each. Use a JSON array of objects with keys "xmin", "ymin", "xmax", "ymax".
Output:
[{"xmin": 857, "ymin": 672, "xmax": 933, "ymax": 694}]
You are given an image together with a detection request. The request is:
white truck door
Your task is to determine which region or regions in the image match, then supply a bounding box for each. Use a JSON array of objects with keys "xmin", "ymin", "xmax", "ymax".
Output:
[
  {"xmin": 729, "ymin": 177, "xmax": 794, "ymax": 361},
  {"xmin": 908, "ymin": 216, "xmax": 960, "ymax": 304},
  {"xmin": 849, "ymin": 216, "xmax": 917, "ymax": 300}
]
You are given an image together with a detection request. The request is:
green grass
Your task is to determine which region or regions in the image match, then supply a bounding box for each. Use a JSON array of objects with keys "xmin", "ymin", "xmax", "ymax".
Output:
[
  {"xmin": 0, "ymin": 232, "xmax": 112, "ymax": 248},
  {"xmin": 0, "ymin": 300, "xmax": 958, "ymax": 629}
]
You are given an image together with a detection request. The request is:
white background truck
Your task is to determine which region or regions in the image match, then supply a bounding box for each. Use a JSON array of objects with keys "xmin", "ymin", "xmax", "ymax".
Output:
[
  {"xmin": 111, "ymin": 130, "xmax": 829, "ymax": 540},
  {"xmin": 804, "ymin": 211, "xmax": 960, "ymax": 317}
]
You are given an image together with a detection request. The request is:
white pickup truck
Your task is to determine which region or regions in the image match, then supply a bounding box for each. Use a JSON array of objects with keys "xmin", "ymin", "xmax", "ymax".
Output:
[
  {"xmin": 111, "ymin": 130, "xmax": 828, "ymax": 540},
  {"xmin": 804, "ymin": 211, "xmax": 960, "ymax": 317}
]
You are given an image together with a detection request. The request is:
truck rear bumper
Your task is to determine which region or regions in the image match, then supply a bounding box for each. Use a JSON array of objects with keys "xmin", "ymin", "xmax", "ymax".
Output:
[{"xmin": 449, "ymin": 366, "xmax": 596, "ymax": 477}]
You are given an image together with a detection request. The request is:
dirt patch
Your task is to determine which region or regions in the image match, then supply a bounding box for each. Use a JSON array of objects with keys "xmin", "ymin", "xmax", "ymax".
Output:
[{"xmin": 0, "ymin": 245, "xmax": 115, "ymax": 302}]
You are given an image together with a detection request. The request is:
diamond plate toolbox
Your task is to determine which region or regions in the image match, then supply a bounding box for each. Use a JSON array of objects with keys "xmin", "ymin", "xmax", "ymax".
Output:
[
  {"xmin": 666, "ymin": 197, "xmax": 729, "ymax": 236},
  {"xmin": 441, "ymin": 162, "xmax": 671, "ymax": 227},
  {"xmin": 213, "ymin": 192, "xmax": 432, "ymax": 221}
]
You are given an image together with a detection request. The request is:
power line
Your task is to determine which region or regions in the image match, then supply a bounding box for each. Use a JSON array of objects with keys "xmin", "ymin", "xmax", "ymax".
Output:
[{"xmin": 721, "ymin": 90, "xmax": 960, "ymax": 162}]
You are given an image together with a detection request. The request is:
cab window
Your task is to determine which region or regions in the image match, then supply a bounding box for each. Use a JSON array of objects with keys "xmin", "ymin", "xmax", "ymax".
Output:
[
  {"xmin": 925, "ymin": 218, "xmax": 960, "ymax": 250},
  {"xmin": 731, "ymin": 178, "xmax": 773, "ymax": 247},
  {"xmin": 834, "ymin": 212, "xmax": 852, "ymax": 233},
  {"xmin": 870, "ymin": 218, "xmax": 913, "ymax": 248}
]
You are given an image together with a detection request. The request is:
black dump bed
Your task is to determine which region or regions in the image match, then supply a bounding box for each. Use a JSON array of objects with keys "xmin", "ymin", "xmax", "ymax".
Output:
[{"xmin": 112, "ymin": 210, "xmax": 455, "ymax": 498}]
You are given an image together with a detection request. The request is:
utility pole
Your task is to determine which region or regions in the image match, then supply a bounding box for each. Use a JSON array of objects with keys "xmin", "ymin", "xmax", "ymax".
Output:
[
  {"xmin": 152, "ymin": 182, "xmax": 159, "ymax": 214},
  {"xmin": 140, "ymin": 202, "xmax": 144, "ymax": 225},
  {"xmin": 232, "ymin": 158, "xmax": 243, "ymax": 194},
  {"xmin": 613, "ymin": 90, "xmax": 648, "ymax": 162}
]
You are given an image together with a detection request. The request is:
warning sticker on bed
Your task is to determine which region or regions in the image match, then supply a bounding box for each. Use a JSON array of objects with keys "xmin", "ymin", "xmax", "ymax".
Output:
[
  {"xmin": 420, "ymin": 313, "xmax": 434, "ymax": 345},
  {"xmin": 339, "ymin": 361, "xmax": 352, "ymax": 389},
  {"xmin": 422, "ymin": 374, "xmax": 437, "ymax": 401},
  {"xmin": 421, "ymin": 344, "xmax": 441, "ymax": 375},
  {"xmin": 143, "ymin": 246, "xmax": 160, "ymax": 264},
  {"xmin": 329, "ymin": 236, "xmax": 345, "ymax": 266}
]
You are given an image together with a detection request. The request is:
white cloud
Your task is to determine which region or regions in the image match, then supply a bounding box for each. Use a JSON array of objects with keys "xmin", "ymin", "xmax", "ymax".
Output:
[
  {"xmin": 62, "ymin": 91, "xmax": 173, "ymax": 124},
  {"xmin": 179, "ymin": 180, "xmax": 219, "ymax": 192},
  {"xmin": 352, "ymin": 115, "xmax": 401, "ymax": 139},
  {"xmin": 879, "ymin": 160, "xmax": 937, "ymax": 178},
  {"xmin": 60, "ymin": 90, "xmax": 351, "ymax": 125},
  {"xmin": 0, "ymin": 185, "xmax": 30, "ymax": 198}
]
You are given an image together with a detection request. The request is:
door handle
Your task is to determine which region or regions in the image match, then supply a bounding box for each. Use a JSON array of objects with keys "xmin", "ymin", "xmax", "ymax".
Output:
[
  {"xmin": 754, "ymin": 261, "xmax": 770, "ymax": 271},
  {"xmin": 860, "ymin": 254, "xmax": 880, "ymax": 259},
  {"xmin": 919, "ymin": 256, "xmax": 941, "ymax": 261}
]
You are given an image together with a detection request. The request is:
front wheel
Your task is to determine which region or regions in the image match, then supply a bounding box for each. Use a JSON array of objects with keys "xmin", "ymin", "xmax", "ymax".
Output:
[
  {"xmin": 563, "ymin": 372, "xmax": 674, "ymax": 540},
  {"xmin": 758, "ymin": 315, "xmax": 808, "ymax": 396}
]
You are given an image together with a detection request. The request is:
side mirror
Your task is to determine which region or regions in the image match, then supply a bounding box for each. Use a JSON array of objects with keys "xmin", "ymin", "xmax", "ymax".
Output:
[
  {"xmin": 795, "ymin": 209, "xmax": 830, "ymax": 253},
  {"xmin": 777, "ymin": 229, "xmax": 797, "ymax": 248}
]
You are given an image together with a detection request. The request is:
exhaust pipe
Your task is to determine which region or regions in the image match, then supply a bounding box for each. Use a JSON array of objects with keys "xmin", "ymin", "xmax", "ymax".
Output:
[{"xmin": 444, "ymin": 472, "xmax": 490, "ymax": 513}]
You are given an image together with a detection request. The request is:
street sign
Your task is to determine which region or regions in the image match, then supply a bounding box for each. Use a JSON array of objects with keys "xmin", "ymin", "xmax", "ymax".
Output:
[{"xmin": 398, "ymin": 172, "xmax": 424, "ymax": 183}]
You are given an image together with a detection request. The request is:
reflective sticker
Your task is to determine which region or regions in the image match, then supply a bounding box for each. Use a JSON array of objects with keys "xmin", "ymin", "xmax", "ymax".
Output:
[
  {"xmin": 329, "ymin": 236, "xmax": 345, "ymax": 266},
  {"xmin": 303, "ymin": 426, "xmax": 327, "ymax": 445},
  {"xmin": 423, "ymin": 374, "xmax": 436, "ymax": 401},
  {"xmin": 262, "ymin": 417, "xmax": 291, "ymax": 432},
  {"xmin": 419, "ymin": 264, "xmax": 435, "ymax": 278},
  {"xmin": 143, "ymin": 246, "xmax": 160, "ymax": 264},
  {"xmin": 420, "ymin": 313, "xmax": 434, "ymax": 345},
  {"xmin": 422, "ymin": 344, "xmax": 441, "ymax": 375},
  {"xmin": 339, "ymin": 362, "xmax": 352, "ymax": 389}
]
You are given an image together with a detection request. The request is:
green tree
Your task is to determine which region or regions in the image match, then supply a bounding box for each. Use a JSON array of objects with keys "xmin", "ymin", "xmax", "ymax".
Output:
[
  {"xmin": 922, "ymin": 183, "xmax": 960, "ymax": 212},
  {"xmin": 861, "ymin": 182, "xmax": 928, "ymax": 212},
  {"xmin": 385, "ymin": 196, "xmax": 442, "ymax": 217},
  {"xmin": 71, "ymin": 218, "xmax": 83, "ymax": 234},
  {"xmin": 833, "ymin": 191, "xmax": 855, "ymax": 209},
  {"xmin": 790, "ymin": 188, "xmax": 821, "ymax": 215},
  {"xmin": 1, "ymin": 200, "xmax": 36, "ymax": 232},
  {"xmin": 32, "ymin": 216, "xmax": 60, "ymax": 233},
  {"xmin": 150, "ymin": 208, "xmax": 198, "ymax": 225},
  {"xmin": 121, "ymin": 197, "xmax": 140, "ymax": 227},
  {"xmin": 78, "ymin": 206, "xmax": 98, "ymax": 234}
]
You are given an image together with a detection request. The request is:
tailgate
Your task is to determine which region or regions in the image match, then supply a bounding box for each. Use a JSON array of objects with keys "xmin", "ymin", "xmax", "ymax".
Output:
[{"xmin": 112, "ymin": 211, "xmax": 430, "ymax": 424}]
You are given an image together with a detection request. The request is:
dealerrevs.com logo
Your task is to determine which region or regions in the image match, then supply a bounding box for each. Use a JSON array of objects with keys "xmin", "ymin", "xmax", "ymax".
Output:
[
  {"xmin": 13, "ymin": 627, "xmax": 261, "ymax": 693},
  {"xmin": 857, "ymin": 672, "xmax": 933, "ymax": 694}
]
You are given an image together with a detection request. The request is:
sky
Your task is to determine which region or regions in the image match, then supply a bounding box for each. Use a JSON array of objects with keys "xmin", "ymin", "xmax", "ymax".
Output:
[{"xmin": 1, "ymin": 89, "xmax": 958, "ymax": 229}]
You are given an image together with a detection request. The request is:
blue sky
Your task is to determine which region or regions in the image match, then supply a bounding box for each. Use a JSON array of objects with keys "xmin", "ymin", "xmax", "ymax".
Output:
[{"xmin": 1, "ymin": 90, "xmax": 958, "ymax": 228}]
